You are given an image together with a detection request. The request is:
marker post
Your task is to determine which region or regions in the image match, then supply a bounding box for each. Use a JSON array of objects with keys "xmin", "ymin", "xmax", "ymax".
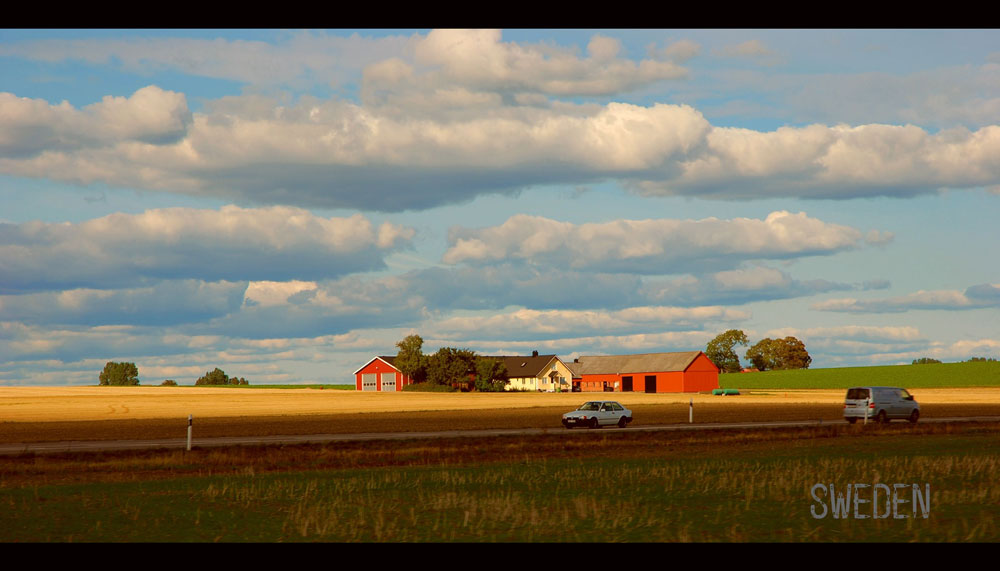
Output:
[{"xmin": 187, "ymin": 414, "xmax": 193, "ymax": 451}]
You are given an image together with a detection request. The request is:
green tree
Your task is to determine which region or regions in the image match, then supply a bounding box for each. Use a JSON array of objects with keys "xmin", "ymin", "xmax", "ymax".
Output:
[
  {"xmin": 475, "ymin": 357, "xmax": 509, "ymax": 392},
  {"xmin": 99, "ymin": 361, "xmax": 140, "ymax": 386},
  {"xmin": 706, "ymin": 329, "xmax": 749, "ymax": 373},
  {"xmin": 195, "ymin": 367, "xmax": 248, "ymax": 386},
  {"xmin": 912, "ymin": 357, "xmax": 943, "ymax": 365},
  {"xmin": 745, "ymin": 337, "xmax": 812, "ymax": 371},
  {"xmin": 395, "ymin": 334, "xmax": 429, "ymax": 384},
  {"xmin": 160, "ymin": 379, "xmax": 178, "ymax": 386},
  {"xmin": 426, "ymin": 347, "xmax": 478, "ymax": 387}
]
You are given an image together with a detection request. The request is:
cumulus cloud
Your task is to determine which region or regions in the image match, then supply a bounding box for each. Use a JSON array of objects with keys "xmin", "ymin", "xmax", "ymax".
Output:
[
  {"xmin": 0, "ymin": 205, "xmax": 415, "ymax": 293},
  {"xmin": 811, "ymin": 283, "xmax": 1000, "ymax": 313},
  {"xmin": 642, "ymin": 266, "xmax": 855, "ymax": 306},
  {"xmin": 444, "ymin": 211, "xmax": 875, "ymax": 274},
  {"xmin": 633, "ymin": 122, "xmax": 1000, "ymax": 200},
  {"xmin": 3, "ymin": 81, "xmax": 1000, "ymax": 209},
  {"xmin": 406, "ymin": 29, "xmax": 689, "ymax": 97},
  {"xmin": 0, "ymin": 280, "xmax": 247, "ymax": 326},
  {"xmin": 0, "ymin": 86, "xmax": 191, "ymax": 157},
  {"xmin": 430, "ymin": 305, "xmax": 750, "ymax": 341},
  {"xmin": 429, "ymin": 330, "xmax": 717, "ymax": 359}
]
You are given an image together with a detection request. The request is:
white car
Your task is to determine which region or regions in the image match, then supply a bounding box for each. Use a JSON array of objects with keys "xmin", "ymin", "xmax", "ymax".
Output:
[{"xmin": 562, "ymin": 401, "xmax": 633, "ymax": 429}]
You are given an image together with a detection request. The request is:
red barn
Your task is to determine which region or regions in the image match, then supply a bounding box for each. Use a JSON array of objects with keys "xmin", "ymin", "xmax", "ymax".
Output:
[
  {"xmin": 571, "ymin": 351, "xmax": 719, "ymax": 393},
  {"xmin": 353, "ymin": 356, "xmax": 413, "ymax": 392}
]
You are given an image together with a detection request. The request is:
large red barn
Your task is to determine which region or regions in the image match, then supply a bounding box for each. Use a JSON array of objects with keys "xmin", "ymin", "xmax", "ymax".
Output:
[{"xmin": 570, "ymin": 351, "xmax": 719, "ymax": 393}]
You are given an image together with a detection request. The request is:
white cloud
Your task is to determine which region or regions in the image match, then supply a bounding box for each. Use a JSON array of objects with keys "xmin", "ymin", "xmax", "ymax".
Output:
[
  {"xmin": 0, "ymin": 205, "xmax": 414, "ymax": 292},
  {"xmin": 0, "ymin": 280, "xmax": 247, "ymax": 326},
  {"xmin": 408, "ymin": 29, "xmax": 689, "ymax": 97},
  {"xmin": 0, "ymin": 86, "xmax": 191, "ymax": 157},
  {"xmin": 444, "ymin": 211, "xmax": 872, "ymax": 273},
  {"xmin": 812, "ymin": 283, "xmax": 1000, "ymax": 313},
  {"xmin": 3, "ymin": 81, "xmax": 1000, "ymax": 209},
  {"xmin": 430, "ymin": 305, "xmax": 750, "ymax": 340}
]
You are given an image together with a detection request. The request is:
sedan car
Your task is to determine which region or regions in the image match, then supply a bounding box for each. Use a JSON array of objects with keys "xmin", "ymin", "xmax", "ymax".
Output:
[{"xmin": 562, "ymin": 401, "xmax": 633, "ymax": 429}]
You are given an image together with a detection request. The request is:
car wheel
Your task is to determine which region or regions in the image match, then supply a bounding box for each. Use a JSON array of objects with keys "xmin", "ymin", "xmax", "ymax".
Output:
[
  {"xmin": 876, "ymin": 410, "xmax": 888, "ymax": 424},
  {"xmin": 590, "ymin": 417, "xmax": 600, "ymax": 429},
  {"xmin": 846, "ymin": 417, "xmax": 857, "ymax": 424},
  {"xmin": 618, "ymin": 416, "xmax": 627, "ymax": 428},
  {"xmin": 909, "ymin": 410, "xmax": 919, "ymax": 424}
]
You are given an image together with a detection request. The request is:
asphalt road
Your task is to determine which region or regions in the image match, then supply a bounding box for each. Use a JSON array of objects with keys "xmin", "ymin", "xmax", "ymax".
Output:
[{"xmin": 3, "ymin": 416, "xmax": 1000, "ymax": 456}]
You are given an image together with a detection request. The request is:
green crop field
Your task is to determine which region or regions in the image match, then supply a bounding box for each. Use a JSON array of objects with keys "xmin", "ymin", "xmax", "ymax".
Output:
[
  {"xmin": 2, "ymin": 423, "xmax": 999, "ymax": 542},
  {"xmin": 718, "ymin": 361, "xmax": 1000, "ymax": 390}
]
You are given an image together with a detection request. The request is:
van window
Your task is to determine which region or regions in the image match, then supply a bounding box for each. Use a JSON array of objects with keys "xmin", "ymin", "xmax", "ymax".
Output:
[{"xmin": 846, "ymin": 388, "xmax": 870, "ymax": 400}]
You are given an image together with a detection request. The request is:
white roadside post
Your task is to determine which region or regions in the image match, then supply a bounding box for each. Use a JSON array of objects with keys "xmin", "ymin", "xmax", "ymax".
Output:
[
  {"xmin": 864, "ymin": 397, "xmax": 870, "ymax": 425},
  {"xmin": 689, "ymin": 398, "xmax": 693, "ymax": 423},
  {"xmin": 187, "ymin": 414, "xmax": 193, "ymax": 451}
]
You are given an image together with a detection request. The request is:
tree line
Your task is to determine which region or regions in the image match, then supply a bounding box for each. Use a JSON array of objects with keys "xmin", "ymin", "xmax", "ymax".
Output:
[
  {"xmin": 97, "ymin": 362, "xmax": 249, "ymax": 386},
  {"xmin": 706, "ymin": 329, "xmax": 812, "ymax": 373},
  {"xmin": 394, "ymin": 334, "xmax": 509, "ymax": 391}
]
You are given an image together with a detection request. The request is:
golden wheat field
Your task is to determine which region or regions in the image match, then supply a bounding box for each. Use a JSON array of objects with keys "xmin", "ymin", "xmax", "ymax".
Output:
[{"xmin": 1, "ymin": 386, "xmax": 998, "ymax": 423}]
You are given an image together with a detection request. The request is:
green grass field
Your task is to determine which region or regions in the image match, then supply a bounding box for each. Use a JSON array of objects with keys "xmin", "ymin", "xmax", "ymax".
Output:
[
  {"xmin": 718, "ymin": 361, "xmax": 1000, "ymax": 390},
  {"xmin": 2, "ymin": 423, "xmax": 998, "ymax": 542}
]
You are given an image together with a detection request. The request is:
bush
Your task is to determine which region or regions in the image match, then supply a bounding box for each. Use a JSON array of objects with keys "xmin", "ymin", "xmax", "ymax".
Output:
[{"xmin": 160, "ymin": 379, "xmax": 178, "ymax": 386}]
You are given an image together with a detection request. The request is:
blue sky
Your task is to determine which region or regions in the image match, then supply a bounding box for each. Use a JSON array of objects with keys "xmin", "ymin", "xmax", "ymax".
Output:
[{"xmin": 1, "ymin": 29, "xmax": 998, "ymax": 385}]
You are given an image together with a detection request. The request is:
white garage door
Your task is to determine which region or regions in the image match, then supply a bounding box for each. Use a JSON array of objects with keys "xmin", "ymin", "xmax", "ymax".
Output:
[
  {"xmin": 361, "ymin": 373, "xmax": 378, "ymax": 391},
  {"xmin": 381, "ymin": 372, "xmax": 396, "ymax": 392}
]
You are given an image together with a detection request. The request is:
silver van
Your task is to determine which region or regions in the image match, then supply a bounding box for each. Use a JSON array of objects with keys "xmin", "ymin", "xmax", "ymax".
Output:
[{"xmin": 844, "ymin": 386, "xmax": 920, "ymax": 424}]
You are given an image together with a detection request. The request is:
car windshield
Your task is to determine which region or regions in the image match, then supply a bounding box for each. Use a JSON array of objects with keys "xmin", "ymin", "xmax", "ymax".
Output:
[{"xmin": 577, "ymin": 402, "xmax": 601, "ymax": 411}]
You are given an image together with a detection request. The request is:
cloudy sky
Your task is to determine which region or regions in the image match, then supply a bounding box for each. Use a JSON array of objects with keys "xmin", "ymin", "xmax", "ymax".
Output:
[{"xmin": 1, "ymin": 29, "xmax": 998, "ymax": 386}]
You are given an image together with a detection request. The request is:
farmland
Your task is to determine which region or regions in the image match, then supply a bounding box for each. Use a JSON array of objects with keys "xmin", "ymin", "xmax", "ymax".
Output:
[
  {"xmin": 3, "ymin": 385, "xmax": 1000, "ymax": 445},
  {"xmin": 2, "ymin": 422, "xmax": 999, "ymax": 541},
  {"xmin": 2, "ymin": 366, "xmax": 1000, "ymax": 542}
]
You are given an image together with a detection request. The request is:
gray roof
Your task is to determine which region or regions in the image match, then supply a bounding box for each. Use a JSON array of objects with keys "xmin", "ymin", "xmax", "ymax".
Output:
[
  {"xmin": 574, "ymin": 351, "xmax": 706, "ymax": 375},
  {"xmin": 483, "ymin": 354, "xmax": 561, "ymax": 378}
]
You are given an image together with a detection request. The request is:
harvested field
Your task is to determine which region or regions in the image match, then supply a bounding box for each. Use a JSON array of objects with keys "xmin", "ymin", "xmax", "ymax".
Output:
[
  {"xmin": 3, "ymin": 386, "xmax": 997, "ymax": 422},
  {"xmin": 2, "ymin": 386, "xmax": 1000, "ymax": 444}
]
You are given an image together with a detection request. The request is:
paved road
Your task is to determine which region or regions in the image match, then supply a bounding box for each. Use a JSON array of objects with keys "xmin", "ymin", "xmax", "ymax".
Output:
[{"xmin": 3, "ymin": 416, "xmax": 999, "ymax": 456}]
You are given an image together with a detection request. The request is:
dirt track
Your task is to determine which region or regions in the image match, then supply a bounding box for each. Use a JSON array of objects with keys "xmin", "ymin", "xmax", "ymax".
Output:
[{"xmin": 2, "ymin": 386, "xmax": 999, "ymax": 443}]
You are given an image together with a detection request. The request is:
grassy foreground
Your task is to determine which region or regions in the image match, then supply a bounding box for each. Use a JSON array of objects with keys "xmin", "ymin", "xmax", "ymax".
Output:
[
  {"xmin": 2, "ymin": 423, "xmax": 999, "ymax": 542},
  {"xmin": 719, "ymin": 360, "xmax": 1000, "ymax": 390}
]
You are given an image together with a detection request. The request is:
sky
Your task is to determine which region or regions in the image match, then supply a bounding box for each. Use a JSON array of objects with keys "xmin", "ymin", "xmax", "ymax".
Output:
[{"xmin": 1, "ymin": 29, "xmax": 998, "ymax": 386}]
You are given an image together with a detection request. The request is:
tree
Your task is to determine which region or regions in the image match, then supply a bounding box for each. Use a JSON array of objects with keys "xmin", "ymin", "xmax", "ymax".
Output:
[
  {"xmin": 745, "ymin": 337, "xmax": 812, "ymax": 371},
  {"xmin": 426, "ymin": 347, "xmax": 478, "ymax": 387},
  {"xmin": 161, "ymin": 379, "xmax": 178, "ymax": 386},
  {"xmin": 706, "ymin": 329, "xmax": 749, "ymax": 373},
  {"xmin": 195, "ymin": 367, "xmax": 248, "ymax": 385},
  {"xmin": 395, "ymin": 334, "xmax": 429, "ymax": 384},
  {"xmin": 99, "ymin": 361, "xmax": 140, "ymax": 386},
  {"xmin": 912, "ymin": 357, "xmax": 943, "ymax": 365},
  {"xmin": 475, "ymin": 357, "xmax": 509, "ymax": 392}
]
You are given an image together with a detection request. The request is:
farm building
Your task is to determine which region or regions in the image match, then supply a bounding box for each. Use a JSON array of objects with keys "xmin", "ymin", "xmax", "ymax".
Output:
[
  {"xmin": 493, "ymin": 352, "xmax": 574, "ymax": 392},
  {"xmin": 571, "ymin": 351, "xmax": 719, "ymax": 393},
  {"xmin": 353, "ymin": 356, "xmax": 413, "ymax": 392}
]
